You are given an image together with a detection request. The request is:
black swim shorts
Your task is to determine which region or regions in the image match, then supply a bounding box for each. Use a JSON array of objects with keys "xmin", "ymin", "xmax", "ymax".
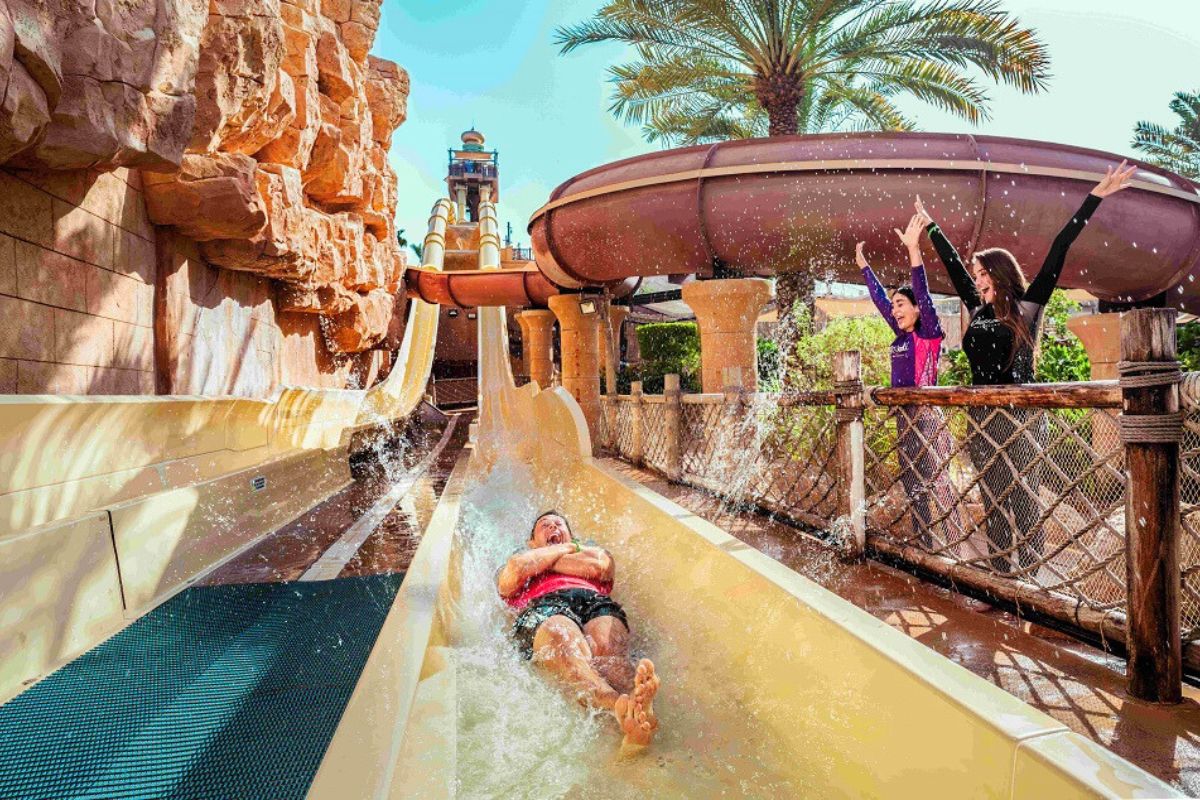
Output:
[{"xmin": 511, "ymin": 588, "xmax": 629, "ymax": 660}]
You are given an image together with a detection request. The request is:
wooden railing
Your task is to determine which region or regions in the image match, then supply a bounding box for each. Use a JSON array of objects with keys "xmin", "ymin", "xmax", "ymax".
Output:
[{"xmin": 598, "ymin": 309, "xmax": 1190, "ymax": 702}]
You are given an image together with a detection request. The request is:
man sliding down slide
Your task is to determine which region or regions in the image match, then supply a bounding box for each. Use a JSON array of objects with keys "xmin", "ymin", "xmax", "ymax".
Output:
[{"xmin": 498, "ymin": 511, "xmax": 661, "ymax": 751}]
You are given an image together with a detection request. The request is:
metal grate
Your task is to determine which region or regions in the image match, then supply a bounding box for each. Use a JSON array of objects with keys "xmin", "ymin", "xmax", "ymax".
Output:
[{"xmin": 0, "ymin": 575, "xmax": 403, "ymax": 800}]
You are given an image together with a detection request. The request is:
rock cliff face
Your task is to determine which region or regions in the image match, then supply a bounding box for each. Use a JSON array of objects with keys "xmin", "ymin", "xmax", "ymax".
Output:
[{"xmin": 0, "ymin": 0, "xmax": 408, "ymax": 355}]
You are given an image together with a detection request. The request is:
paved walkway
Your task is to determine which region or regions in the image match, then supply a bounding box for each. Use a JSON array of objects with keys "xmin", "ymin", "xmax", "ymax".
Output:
[{"xmin": 603, "ymin": 457, "xmax": 1200, "ymax": 795}]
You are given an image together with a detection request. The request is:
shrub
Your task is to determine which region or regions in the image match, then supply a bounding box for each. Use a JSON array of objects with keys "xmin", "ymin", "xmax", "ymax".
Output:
[
  {"xmin": 789, "ymin": 315, "xmax": 895, "ymax": 389},
  {"xmin": 757, "ymin": 338, "xmax": 782, "ymax": 391},
  {"xmin": 1179, "ymin": 321, "xmax": 1200, "ymax": 372},
  {"xmin": 636, "ymin": 322, "xmax": 701, "ymax": 393},
  {"xmin": 1035, "ymin": 289, "xmax": 1090, "ymax": 383},
  {"xmin": 939, "ymin": 349, "xmax": 972, "ymax": 386}
]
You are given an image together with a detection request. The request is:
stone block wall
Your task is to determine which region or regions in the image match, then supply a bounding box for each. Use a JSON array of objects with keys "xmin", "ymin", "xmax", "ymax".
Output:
[{"xmin": 0, "ymin": 168, "xmax": 155, "ymax": 394}]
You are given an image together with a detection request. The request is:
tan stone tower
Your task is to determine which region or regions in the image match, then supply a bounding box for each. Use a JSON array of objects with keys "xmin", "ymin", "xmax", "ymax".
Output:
[{"xmin": 446, "ymin": 128, "xmax": 500, "ymax": 223}]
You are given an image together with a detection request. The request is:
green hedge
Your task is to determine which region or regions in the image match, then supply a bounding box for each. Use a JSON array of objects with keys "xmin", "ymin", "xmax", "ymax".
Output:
[{"xmin": 635, "ymin": 322, "xmax": 701, "ymax": 393}]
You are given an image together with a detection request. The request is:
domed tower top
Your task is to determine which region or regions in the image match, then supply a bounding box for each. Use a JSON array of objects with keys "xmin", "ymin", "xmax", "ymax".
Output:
[
  {"xmin": 460, "ymin": 128, "xmax": 485, "ymax": 152},
  {"xmin": 447, "ymin": 127, "xmax": 499, "ymax": 222}
]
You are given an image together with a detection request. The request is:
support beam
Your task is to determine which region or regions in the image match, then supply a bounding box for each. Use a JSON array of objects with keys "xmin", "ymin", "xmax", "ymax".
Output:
[
  {"xmin": 515, "ymin": 310, "xmax": 555, "ymax": 389},
  {"xmin": 681, "ymin": 278, "xmax": 772, "ymax": 393},
  {"xmin": 548, "ymin": 295, "xmax": 602, "ymax": 450}
]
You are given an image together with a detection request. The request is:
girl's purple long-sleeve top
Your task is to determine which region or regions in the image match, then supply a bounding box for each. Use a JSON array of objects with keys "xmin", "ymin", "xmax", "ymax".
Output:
[{"xmin": 862, "ymin": 262, "xmax": 945, "ymax": 387}]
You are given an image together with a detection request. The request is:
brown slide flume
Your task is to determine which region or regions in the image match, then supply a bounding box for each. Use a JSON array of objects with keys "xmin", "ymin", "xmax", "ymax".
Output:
[
  {"xmin": 528, "ymin": 132, "xmax": 1200, "ymax": 311},
  {"xmin": 404, "ymin": 266, "xmax": 560, "ymax": 308}
]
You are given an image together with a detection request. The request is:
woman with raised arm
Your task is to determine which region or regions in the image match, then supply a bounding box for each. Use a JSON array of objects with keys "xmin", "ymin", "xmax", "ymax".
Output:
[
  {"xmin": 916, "ymin": 161, "xmax": 1137, "ymax": 574},
  {"xmin": 857, "ymin": 215, "xmax": 967, "ymax": 555}
]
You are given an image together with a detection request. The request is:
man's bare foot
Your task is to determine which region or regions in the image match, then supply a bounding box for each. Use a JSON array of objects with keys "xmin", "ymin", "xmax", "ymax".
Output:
[{"xmin": 614, "ymin": 659, "xmax": 659, "ymax": 752}]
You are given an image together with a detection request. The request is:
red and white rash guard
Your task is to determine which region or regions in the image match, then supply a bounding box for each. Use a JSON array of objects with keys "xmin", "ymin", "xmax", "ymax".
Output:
[{"xmin": 506, "ymin": 571, "xmax": 613, "ymax": 609}]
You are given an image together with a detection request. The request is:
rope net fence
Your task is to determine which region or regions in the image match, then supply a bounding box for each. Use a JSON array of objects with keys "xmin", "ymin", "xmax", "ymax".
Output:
[
  {"xmin": 599, "ymin": 372, "xmax": 1200, "ymax": 651},
  {"xmin": 863, "ymin": 402, "xmax": 1130, "ymax": 622}
]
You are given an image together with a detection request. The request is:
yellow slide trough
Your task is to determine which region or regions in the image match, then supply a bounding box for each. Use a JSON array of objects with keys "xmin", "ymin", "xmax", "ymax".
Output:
[
  {"xmin": 310, "ymin": 199, "xmax": 1179, "ymax": 799},
  {"xmin": 0, "ymin": 199, "xmax": 452, "ymax": 705}
]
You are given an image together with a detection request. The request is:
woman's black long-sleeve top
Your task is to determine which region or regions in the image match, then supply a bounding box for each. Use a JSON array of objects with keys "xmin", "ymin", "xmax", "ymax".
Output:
[{"xmin": 925, "ymin": 194, "xmax": 1103, "ymax": 385}]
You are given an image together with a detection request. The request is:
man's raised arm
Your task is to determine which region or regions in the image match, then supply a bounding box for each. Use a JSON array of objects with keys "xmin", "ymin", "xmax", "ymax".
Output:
[{"xmin": 497, "ymin": 543, "xmax": 576, "ymax": 598}]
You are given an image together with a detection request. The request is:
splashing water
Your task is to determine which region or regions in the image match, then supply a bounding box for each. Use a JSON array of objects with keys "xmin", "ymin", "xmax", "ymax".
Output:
[{"xmin": 442, "ymin": 456, "xmax": 805, "ymax": 798}]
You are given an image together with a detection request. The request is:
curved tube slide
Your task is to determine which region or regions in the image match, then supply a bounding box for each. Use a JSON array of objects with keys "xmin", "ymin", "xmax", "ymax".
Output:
[
  {"xmin": 529, "ymin": 132, "xmax": 1200, "ymax": 310},
  {"xmin": 311, "ymin": 200, "xmax": 1180, "ymax": 797},
  {"xmin": 404, "ymin": 265, "xmax": 560, "ymax": 308}
]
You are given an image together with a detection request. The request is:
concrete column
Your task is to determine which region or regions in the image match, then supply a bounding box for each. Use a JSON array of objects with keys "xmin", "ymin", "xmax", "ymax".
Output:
[
  {"xmin": 681, "ymin": 278, "xmax": 773, "ymax": 393},
  {"xmin": 1067, "ymin": 311, "xmax": 1123, "ymax": 490},
  {"xmin": 455, "ymin": 186, "xmax": 467, "ymax": 222},
  {"xmin": 549, "ymin": 295, "xmax": 603, "ymax": 448},
  {"xmin": 516, "ymin": 310, "xmax": 555, "ymax": 389},
  {"xmin": 1067, "ymin": 312, "xmax": 1121, "ymax": 380},
  {"xmin": 605, "ymin": 304, "xmax": 629, "ymax": 394}
]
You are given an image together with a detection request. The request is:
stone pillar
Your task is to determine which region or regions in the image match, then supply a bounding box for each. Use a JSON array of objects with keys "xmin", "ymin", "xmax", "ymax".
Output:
[
  {"xmin": 608, "ymin": 305, "xmax": 630, "ymax": 389},
  {"xmin": 1067, "ymin": 312, "xmax": 1121, "ymax": 380},
  {"xmin": 595, "ymin": 302, "xmax": 630, "ymax": 395},
  {"xmin": 516, "ymin": 310, "xmax": 555, "ymax": 389},
  {"xmin": 549, "ymin": 295, "xmax": 603, "ymax": 447},
  {"xmin": 681, "ymin": 278, "xmax": 773, "ymax": 394},
  {"xmin": 1068, "ymin": 312, "xmax": 1122, "ymax": 465},
  {"xmin": 455, "ymin": 186, "xmax": 467, "ymax": 222}
]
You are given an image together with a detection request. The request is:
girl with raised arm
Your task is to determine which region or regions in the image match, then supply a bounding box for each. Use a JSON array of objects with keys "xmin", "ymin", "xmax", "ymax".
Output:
[
  {"xmin": 857, "ymin": 215, "xmax": 967, "ymax": 554},
  {"xmin": 916, "ymin": 161, "xmax": 1136, "ymax": 574}
]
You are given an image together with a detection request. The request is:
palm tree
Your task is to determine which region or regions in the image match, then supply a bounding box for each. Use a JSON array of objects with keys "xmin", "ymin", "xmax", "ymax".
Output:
[
  {"xmin": 410, "ymin": 242, "xmax": 424, "ymax": 263},
  {"xmin": 1132, "ymin": 91, "xmax": 1200, "ymax": 180},
  {"xmin": 556, "ymin": 0, "xmax": 1050, "ymax": 326}
]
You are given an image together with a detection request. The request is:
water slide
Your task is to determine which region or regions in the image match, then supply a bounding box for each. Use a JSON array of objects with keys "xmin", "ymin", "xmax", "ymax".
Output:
[
  {"xmin": 467, "ymin": 132, "xmax": 1200, "ymax": 310},
  {"xmin": 0, "ymin": 198, "xmax": 449, "ymax": 705},
  {"xmin": 310, "ymin": 196, "xmax": 1182, "ymax": 795}
]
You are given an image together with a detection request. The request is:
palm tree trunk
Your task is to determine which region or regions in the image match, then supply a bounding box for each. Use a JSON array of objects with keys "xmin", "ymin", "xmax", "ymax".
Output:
[
  {"xmin": 757, "ymin": 74, "xmax": 803, "ymax": 137},
  {"xmin": 775, "ymin": 269, "xmax": 815, "ymax": 332},
  {"xmin": 775, "ymin": 269, "xmax": 816, "ymax": 390}
]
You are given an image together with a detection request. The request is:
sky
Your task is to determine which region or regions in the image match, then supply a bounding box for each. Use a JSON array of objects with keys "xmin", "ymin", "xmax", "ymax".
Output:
[{"xmin": 370, "ymin": 1, "xmax": 1200, "ymax": 254}]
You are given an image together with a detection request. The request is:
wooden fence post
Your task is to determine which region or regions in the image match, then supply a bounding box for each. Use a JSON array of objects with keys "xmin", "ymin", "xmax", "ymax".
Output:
[
  {"xmin": 664, "ymin": 373, "xmax": 683, "ymax": 481},
  {"xmin": 601, "ymin": 393, "xmax": 616, "ymax": 451},
  {"xmin": 1120, "ymin": 308, "xmax": 1182, "ymax": 703},
  {"xmin": 833, "ymin": 351, "xmax": 866, "ymax": 557},
  {"xmin": 630, "ymin": 380, "xmax": 644, "ymax": 467},
  {"xmin": 721, "ymin": 366, "xmax": 746, "ymax": 492}
]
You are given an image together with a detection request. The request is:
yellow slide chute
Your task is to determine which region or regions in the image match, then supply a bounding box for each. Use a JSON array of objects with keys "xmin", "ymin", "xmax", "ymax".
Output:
[{"xmin": 312, "ymin": 199, "xmax": 1180, "ymax": 798}]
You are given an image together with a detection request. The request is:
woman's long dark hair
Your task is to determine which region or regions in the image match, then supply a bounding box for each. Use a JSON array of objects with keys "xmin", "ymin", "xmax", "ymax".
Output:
[{"xmin": 974, "ymin": 248, "xmax": 1036, "ymax": 366}]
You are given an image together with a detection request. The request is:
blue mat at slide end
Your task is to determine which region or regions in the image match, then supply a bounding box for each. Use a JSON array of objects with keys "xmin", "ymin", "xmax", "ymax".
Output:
[{"xmin": 0, "ymin": 573, "xmax": 403, "ymax": 800}]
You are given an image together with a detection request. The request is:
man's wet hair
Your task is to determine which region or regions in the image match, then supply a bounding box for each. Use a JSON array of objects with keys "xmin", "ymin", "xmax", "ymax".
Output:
[{"xmin": 531, "ymin": 510, "xmax": 572, "ymax": 537}]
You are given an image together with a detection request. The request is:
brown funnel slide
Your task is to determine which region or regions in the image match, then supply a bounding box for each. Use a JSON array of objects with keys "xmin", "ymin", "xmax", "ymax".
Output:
[{"xmin": 529, "ymin": 132, "xmax": 1200, "ymax": 311}]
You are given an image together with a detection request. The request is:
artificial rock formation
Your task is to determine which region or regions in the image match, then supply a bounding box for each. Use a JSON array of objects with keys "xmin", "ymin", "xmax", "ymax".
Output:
[
  {"xmin": 143, "ymin": 0, "xmax": 409, "ymax": 353},
  {"xmin": 0, "ymin": 0, "xmax": 409, "ymax": 357},
  {"xmin": 1, "ymin": 0, "xmax": 206, "ymax": 170}
]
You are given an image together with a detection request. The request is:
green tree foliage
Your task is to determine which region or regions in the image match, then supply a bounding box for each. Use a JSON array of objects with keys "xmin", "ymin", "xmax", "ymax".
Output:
[
  {"xmin": 757, "ymin": 337, "xmax": 782, "ymax": 391},
  {"xmin": 1132, "ymin": 90, "xmax": 1200, "ymax": 180},
  {"xmin": 1034, "ymin": 289, "xmax": 1090, "ymax": 383},
  {"xmin": 556, "ymin": 0, "xmax": 1050, "ymax": 144},
  {"xmin": 938, "ymin": 348, "xmax": 972, "ymax": 386},
  {"xmin": 1177, "ymin": 321, "xmax": 1200, "ymax": 372},
  {"xmin": 789, "ymin": 315, "xmax": 894, "ymax": 389},
  {"xmin": 636, "ymin": 321, "xmax": 702, "ymax": 393}
]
